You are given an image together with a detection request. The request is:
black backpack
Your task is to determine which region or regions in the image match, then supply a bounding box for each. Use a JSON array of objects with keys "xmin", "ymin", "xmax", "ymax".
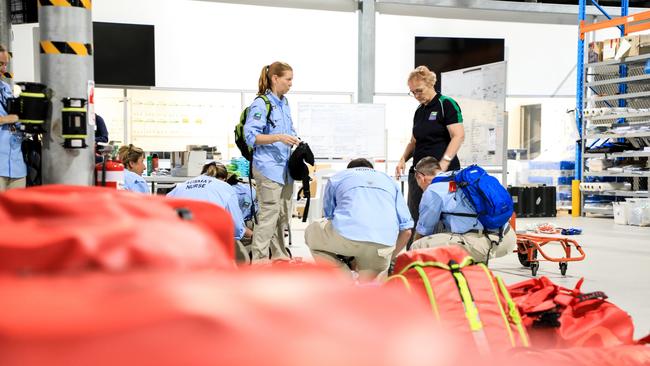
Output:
[
  {"xmin": 289, "ymin": 142, "xmax": 315, "ymax": 223},
  {"xmin": 234, "ymin": 95, "xmax": 273, "ymax": 161}
]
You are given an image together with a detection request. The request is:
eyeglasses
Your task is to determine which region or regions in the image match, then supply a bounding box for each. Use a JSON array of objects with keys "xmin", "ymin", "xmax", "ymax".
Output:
[
  {"xmin": 414, "ymin": 168, "xmax": 425, "ymax": 177},
  {"xmin": 408, "ymin": 88, "xmax": 425, "ymax": 97}
]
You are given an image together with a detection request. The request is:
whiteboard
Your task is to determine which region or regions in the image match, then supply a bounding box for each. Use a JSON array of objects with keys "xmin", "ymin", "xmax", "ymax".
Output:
[
  {"xmin": 442, "ymin": 61, "xmax": 507, "ymax": 167},
  {"xmin": 127, "ymin": 89, "xmax": 241, "ymax": 153},
  {"xmin": 296, "ymin": 103, "xmax": 386, "ymax": 159},
  {"xmin": 94, "ymin": 88, "xmax": 126, "ymax": 144}
]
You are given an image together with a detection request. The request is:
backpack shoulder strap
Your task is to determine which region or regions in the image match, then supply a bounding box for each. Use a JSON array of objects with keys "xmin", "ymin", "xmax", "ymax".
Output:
[
  {"xmin": 431, "ymin": 175, "xmax": 452, "ymax": 184},
  {"xmin": 257, "ymin": 95, "xmax": 273, "ymax": 124}
]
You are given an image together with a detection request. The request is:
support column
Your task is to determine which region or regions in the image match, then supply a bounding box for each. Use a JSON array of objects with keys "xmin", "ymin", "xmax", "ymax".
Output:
[
  {"xmin": 358, "ymin": 0, "xmax": 375, "ymax": 103},
  {"xmin": 39, "ymin": 0, "xmax": 94, "ymax": 185}
]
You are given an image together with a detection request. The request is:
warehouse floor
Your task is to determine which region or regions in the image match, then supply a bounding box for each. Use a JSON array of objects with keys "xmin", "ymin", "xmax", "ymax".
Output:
[{"xmin": 287, "ymin": 215, "xmax": 650, "ymax": 338}]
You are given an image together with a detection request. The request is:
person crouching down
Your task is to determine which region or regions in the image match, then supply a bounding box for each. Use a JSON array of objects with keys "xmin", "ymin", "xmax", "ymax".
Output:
[
  {"xmin": 305, "ymin": 158, "xmax": 413, "ymax": 281},
  {"xmin": 227, "ymin": 173, "xmax": 258, "ymax": 262},
  {"xmin": 167, "ymin": 162, "xmax": 253, "ymax": 262},
  {"xmin": 410, "ymin": 157, "xmax": 515, "ymax": 263}
]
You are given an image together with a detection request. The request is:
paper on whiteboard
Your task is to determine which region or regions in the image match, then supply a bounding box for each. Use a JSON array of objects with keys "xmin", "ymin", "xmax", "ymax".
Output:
[
  {"xmin": 297, "ymin": 103, "xmax": 386, "ymax": 159},
  {"xmin": 442, "ymin": 62, "xmax": 506, "ymax": 166}
]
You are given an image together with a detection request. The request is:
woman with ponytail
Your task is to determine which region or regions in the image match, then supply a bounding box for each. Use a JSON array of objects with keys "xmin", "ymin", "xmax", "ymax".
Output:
[
  {"xmin": 167, "ymin": 161, "xmax": 252, "ymax": 249},
  {"xmin": 117, "ymin": 144, "xmax": 149, "ymax": 194},
  {"xmin": 243, "ymin": 62, "xmax": 299, "ymax": 263}
]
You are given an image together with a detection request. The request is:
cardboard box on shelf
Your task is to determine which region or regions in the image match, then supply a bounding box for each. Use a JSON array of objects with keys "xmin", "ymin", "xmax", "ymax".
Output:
[
  {"xmin": 624, "ymin": 34, "xmax": 650, "ymax": 57},
  {"xmin": 589, "ymin": 41, "xmax": 603, "ymax": 63},
  {"xmin": 602, "ymin": 38, "xmax": 620, "ymax": 60}
]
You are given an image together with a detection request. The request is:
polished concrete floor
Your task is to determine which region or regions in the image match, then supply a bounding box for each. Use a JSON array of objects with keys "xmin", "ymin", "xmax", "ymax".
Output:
[{"xmin": 288, "ymin": 215, "xmax": 650, "ymax": 339}]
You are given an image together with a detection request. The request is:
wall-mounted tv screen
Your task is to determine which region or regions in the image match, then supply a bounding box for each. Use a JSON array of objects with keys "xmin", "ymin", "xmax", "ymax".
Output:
[
  {"xmin": 414, "ymin": 37, "xmax": 504, "ymax": 92},
  {"xmin": 93, "ymin": 22, "xmax": 155, "ymax": 87}
]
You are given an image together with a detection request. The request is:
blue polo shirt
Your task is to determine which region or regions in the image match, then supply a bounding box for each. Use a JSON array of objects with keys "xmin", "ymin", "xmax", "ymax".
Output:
[
  {"xmin": 123, "ymin": 170, "xmax": 149, "ymax": 194},
  {"xmin": 323, "ymin": 167, "xmax": 413, "ymax": 246},
  {"xmin": 416, "ymin": 171, "xmax": 483, "ymax": 236},
  {"xmin": 232, "ymin": 182, "xmax": 258, "ymax": 221},
  {"xmin": 0, "ymin": 81, "xmax": 26, "ymax": 179},
  {"xmin": 167, "ymin": 175, "xmax": 246, "ymax": 240},
  {"xmin": 243, "ymin": 91, "xmax": 296, "ymax": 185}
]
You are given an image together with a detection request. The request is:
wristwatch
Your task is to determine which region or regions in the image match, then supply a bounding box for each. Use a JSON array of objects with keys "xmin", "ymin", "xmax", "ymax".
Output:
[{"xmin": 442, "ymin": 155, "xmax": 453, "ymax": 162}]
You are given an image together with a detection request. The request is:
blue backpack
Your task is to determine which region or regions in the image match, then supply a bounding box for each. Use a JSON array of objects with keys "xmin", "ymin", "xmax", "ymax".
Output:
[{"xmin": 432, "ymin": 165, "xmax": 513, "ymax": 231}]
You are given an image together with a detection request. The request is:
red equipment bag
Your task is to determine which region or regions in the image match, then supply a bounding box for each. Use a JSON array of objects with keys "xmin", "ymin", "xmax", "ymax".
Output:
[
  {"xmin": 0, "ymin": 185, "xmax": 235, "ymax": 273},
  {"xmin": 0, "ymin": 267, "xmax": 468, "ymax": 366},
  {"xmin": 504, "ymin": 345, "xmax": 650, "ymax": 366},
  {"xmin": 386, "ymin": 246, "xmax": 530, "ymax": 354},
  {"xmin": 507, "ymin": 276, "xmax": 635, "ymax": 348}
]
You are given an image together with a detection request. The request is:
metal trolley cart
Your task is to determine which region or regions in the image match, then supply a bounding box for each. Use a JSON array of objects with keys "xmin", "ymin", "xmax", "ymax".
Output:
[{"xmin": 515, "ymin": 234, "xmax": 586, "ymax": 276}]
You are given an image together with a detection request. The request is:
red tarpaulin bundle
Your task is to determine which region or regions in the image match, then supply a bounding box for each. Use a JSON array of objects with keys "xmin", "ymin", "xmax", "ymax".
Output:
[
  {"xmin": 0, "ymin": 266, "xmax": 464, "ymax": 366},
  {"xmin": 0, "ymin": 185, "xmax": 235, "ymax": 273}
]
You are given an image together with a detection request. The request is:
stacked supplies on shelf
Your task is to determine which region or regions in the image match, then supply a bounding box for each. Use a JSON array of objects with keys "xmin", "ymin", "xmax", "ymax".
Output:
[
  {"xmin": 228, "ymin": 157, "xmax": 250, "ymax": 178},
  {"xmin": 613, "ymin": 198, "xmax": 650, "ymax": 226},
  {"xmin": 527, "ymin": 160, "xmax": 575, "ymax": 208}
]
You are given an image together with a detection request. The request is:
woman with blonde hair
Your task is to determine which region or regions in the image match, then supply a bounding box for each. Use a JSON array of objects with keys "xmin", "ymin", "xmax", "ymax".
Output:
[
  {"xmin": 117, "ymin": 144, "xmax": 148, "ymax": 194},
  {"xmin": 395, "ymin": 65, "xmax": 465, "ymax": 235},
  {"xmin": 243, "ymin": 62, "xmax": 299, "ymax": 263}
]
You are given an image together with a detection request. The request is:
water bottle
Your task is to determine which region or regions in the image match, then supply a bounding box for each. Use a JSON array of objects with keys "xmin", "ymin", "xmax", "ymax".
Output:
[{"xmin": 146, "ymin": 155, "xmax": 153, "ymax": 176}]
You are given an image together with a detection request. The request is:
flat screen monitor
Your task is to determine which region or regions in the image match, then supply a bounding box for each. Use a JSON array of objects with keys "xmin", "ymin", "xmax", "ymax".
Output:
[
  {"xmin": 414, "ymin": 37, "xmax": 504, "ymax": 92},
  {"xmin": 93, "ymin": 22, "xmax": 155, "ymax": 87}
]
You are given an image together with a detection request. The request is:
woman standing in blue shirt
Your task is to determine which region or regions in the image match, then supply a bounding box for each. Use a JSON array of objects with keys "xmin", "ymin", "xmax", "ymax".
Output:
[
  {"xmin": 117, "ymin": 144, "xmax": 149, "ymax": 194},
  {"xmin": 0, "ymin": 45, "xmax": 26, "ymax": 191},
  {"xmin": 244, "ymin": 62, "xmax": 299, "ymax": 263}
]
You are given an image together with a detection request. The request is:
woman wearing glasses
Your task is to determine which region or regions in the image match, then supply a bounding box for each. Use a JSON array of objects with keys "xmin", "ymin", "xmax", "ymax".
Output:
[{"xmin": 395, "ymin": 65, "xmax": 465, "ymax": 230}]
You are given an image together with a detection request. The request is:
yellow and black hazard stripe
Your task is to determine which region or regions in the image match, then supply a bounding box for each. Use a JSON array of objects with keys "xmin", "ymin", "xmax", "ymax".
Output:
[
  {"xmin": 38, "ymin": 0, "xmax": 91, "ymax": 10},
  {"xmin": 40, "ymin": 41, "xmax": 92, "ymax": 56}
]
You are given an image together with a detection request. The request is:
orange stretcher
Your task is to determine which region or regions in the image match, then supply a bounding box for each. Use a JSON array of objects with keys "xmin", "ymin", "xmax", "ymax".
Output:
[{"xmin": 515, "ymin": 234, "xmax": 586, "ymax": 277}]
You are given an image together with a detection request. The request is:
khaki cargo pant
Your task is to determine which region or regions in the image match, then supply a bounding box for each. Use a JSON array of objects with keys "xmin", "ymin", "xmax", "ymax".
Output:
[
  {"xmin": 0, "ymin": 177, "xmax": 26, "ymax": 192},
  {"xmin": 235, "ymin": 220, "xmax": 254, "ymax": 264},
  {"xmin": 305, "ymin": 218, "xmax": 394, "ymax": 280},
  {"xmin": 250, "ymin": 166, "xmax": 292, "ymax": 262},
  {"xmin": 411, "ymin": 228, "xmax": 516, "ymax": 263}
]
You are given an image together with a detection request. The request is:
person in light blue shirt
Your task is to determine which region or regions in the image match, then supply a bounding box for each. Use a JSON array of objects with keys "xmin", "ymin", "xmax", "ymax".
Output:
[
  {"xmin": 117, "ymin": 144, "xmax": 149, "ymax": 194},
  {"xmin": 243, "ymin": 62, "xmax": 300, "ymax": 263},
  {"xmin": 0, "ymin": 45, "xmax": 26, "ymax": 191},
  {"xmin": 228, "ymin": 176, "xmax": 258, "ymax": 222},
  {"xmin": 305, "ymin": 158, "xmax": 413, "ymax": 281},
  {"xmin": 167, "ymin": 162, "xmax": 252, "ymax": 245},
  {"xmin": 411, "ymin": 156, "xmax": 515, "ymax": 263},
  {"xmin": 227, "ymin": 174, "xmax": 258, "ymax": 263}
]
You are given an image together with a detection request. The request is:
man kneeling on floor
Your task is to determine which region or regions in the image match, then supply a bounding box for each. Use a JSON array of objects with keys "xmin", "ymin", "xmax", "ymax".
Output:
[
  {"xmin": 411, "ymin": 157, "xmax": 515, "ymax": 263},
  {"xmin": 305, "ymin": 158, "xmax": 413, "ymax": 281}
]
